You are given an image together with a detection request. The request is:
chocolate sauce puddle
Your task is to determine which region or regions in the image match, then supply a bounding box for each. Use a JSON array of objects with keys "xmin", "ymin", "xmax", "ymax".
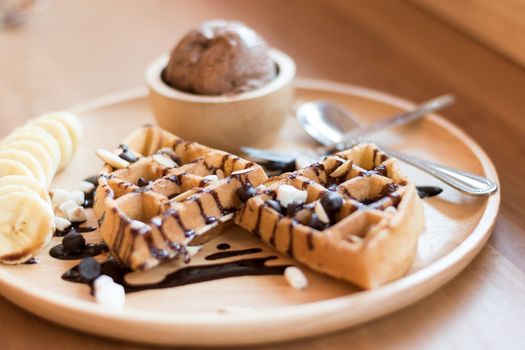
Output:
[
  {"xmin": 50, "ymin": 243, "xmax": 108, "ymax": 260},
  {"xmin": 416, "ymin": 186, "xmax": 443, "ymax": 199},
  {"xmin": 205, "ymin": 248, "xmax": 262, "ymax": 261},
  {"xmin": 22, "ymin": 257, "xmax": 39, "ymax": 264},
  {"xmin": 62, "ymin": 255, "xmax": 289, "ymax": 294},
  {"xmin": 55, "ymin": 222, "xmax": 97, "ymax": 237},
  {"xmin": 216, "ymin": 243, "xmax": 230, "ymax": 250}
]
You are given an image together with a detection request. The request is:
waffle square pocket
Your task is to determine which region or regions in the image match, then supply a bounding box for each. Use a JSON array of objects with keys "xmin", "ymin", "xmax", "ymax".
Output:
[
  {"xmin": 235, "ymin": 143, "xmax": 425, "ymax": 289},
  {"xmin": 94, "ymin": 126, "xmax": 267, "ymax": 270}
]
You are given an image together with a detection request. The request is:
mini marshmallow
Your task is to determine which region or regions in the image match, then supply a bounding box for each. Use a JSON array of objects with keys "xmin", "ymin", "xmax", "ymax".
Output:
[
  {"xmin": 284, "ymin": 266, "xmax": 308, "ymax": 290},
  {"xmin": 94, "ymin": 275, "xmax": 125, "ymax": 309},
  {"xmin": 79, "ymin": 180, "xmax": 95, "ymax": 193},
  {"xmin": 67, "ymin": 206, "xmax": 87, "ymax": 223},
  {"xmin": 70, "ymin": 190, "xmax": 85, "ymax": 206},
  {"xmin": 51, "ymin": 188, "xmax": 71, "ymax": 207},
  {"xmin": 277, "ymin": 184, "xmax": 307, "ymax": 208},
  {"xmin": 152, "ymin": 154, "xmax": 177, "ymax": 168},
  {"xmin": 54, "ymin": 216, "xmax": 71, "ymax": 232},
  {"xmin": 95, "ymin": 148, "xmax": 129, "ymax": 169},
  {"xmin": 59, "ymin": 200, "xmax": 78, "ymax": 215}
]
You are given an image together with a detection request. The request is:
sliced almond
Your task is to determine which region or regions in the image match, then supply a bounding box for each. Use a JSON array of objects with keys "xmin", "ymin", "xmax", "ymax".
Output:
[
  {"xmin": 231, "ymin": 168, "xmax": 252, "ymax": 176},
  {"xmin": 169, "ymin": 189, "xmax": 199, "ymax": 202},
  {"xmin": 185, "ymin": 245, "xmax": 202, "ymax": 257},
  {"xmin": 152, "ymin": 154, "xmax": 177, "ymax": 168},
  {"xmin": 195, "ymin": 221, "xmax": 219, "ymax": 235},
  {"xmin": 219, "ymin": 213, "xmax": 235, "ymax": 222},
  {"xmin": 330, "ymin": 159, "xmax": 352, "ymax": 178},
  {"xmin": 314, "ymin": 200, "xmax": 330, "ymax": 224},
  {"xmin": 203, "ymin": 175, "xmax": 219, "ymax": 182},
  {"xmin": 347, "ymin": 234, "xmax": 363, "ymax": 244},
  {"xmin": 96, "ymin": 149, "xmax": 129, "ymax": 169}
]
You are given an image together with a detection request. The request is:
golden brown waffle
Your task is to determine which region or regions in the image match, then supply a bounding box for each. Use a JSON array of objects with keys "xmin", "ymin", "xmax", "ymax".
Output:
[
  {"xmin": 94, "ymin": 126, "xmax": 267, "ymax": 270},
  {"xmin": 235, "ymin": 143, "xmax": 424, "ymax": 289}
]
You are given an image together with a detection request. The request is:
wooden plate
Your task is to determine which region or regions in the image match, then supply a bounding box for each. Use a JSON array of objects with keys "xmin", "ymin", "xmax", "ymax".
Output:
[{"xmin": 0, "ymin": 79, "xmax": 500, "ymax": 346}]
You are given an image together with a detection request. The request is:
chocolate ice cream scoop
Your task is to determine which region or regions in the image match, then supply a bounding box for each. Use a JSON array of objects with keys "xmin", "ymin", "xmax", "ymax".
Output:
[{"xmin": 163, "ymin": 20, "xmax": 276, "ymax": 95}]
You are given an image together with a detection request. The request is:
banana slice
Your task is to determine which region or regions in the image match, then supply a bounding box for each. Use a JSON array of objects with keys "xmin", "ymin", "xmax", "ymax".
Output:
[
  {"xmin": 0, "ymin": 185, "xmax": 39, "ymax": 198},
  {"xmin": 0, "ymin": 149, "xmax": 47, "ymax": 186},
  {"xmin": 27, "ymin": 118, "xmax": 73, "ymax": 170},
  {"xmin": 43, "ymin": 112, "xmax": 83, "ymax": 152},
  {"xmin": 2, "ymin": 127, "xmax": 61, "ymax": 170},
  {"xmin": 0, "ymin": 191, "xmax": 54, "ymax": 264},
  {"xmin": 0, "ymin": 140, "xmax": 56, "ymax": 186},
  {"xmin": 0, "ymin": 159, "xmax": 33, "ymax": 178},
  {"xmin": 0, "ymin": 175, "xmax": 51, "ymax": 203}
]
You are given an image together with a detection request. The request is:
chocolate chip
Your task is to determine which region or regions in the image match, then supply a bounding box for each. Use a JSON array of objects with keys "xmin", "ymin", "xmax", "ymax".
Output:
[
  {"xmin": 286, "ymin": 201, "xmax": 303, "ymax": 217},
  {"xmin": 309, "ymin": 213, "xmax": 328, "ymax": 231},
  {"xmin": 62, "ymin": 231, "xmax": 86, "ymax": 253},
  {"xmin": 320, "ymin": 191, "xmax": 343, "ymax": 214},
  {"xmin": 265, "ymin": 199, "xmax": 282, "ymax": 214},
  {"xmin": 137, "ymin": 177, "xmax": 149, "ymax": 187},
  {"xmin": 119, "ymin": 150, "xmax": 138, "ymax": 163},
  {"xmin": 236, "ymin": 184, "xmax": 257, "ymax": 202},
  {"xmin": 78, "ymin": 257, "xmax": 101, "ymax": 281},
  {"xmin": 83, "ymin": 198, "xmax": 94, "ymax": 208},
  {"xmin": 84, "ymin": 175, "xmax": 99, "ymax": 187},
  {"xmin": 326, "ymin": 183, "xmax": 338, "ymax": 192}
]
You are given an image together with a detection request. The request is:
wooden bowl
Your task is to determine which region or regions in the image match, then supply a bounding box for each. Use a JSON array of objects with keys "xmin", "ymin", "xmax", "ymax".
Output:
[{"xmin": 145, "ymin": 49, "xmax": 296, "ymax": 152}]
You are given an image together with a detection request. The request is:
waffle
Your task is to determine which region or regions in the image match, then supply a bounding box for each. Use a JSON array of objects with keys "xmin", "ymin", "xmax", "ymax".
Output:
[
  {"xmin": 235, "ymin": 143, "xmax": 424, "ymax": 289},
  {"xmin": 94, "ymin": 126, "xmax": 267, "ymax": 270}
]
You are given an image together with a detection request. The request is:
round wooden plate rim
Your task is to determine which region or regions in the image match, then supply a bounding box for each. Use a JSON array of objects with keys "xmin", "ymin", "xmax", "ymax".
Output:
[{"xmin": 0, "ymin": 79, "xmax": 500, "ymax": 345}]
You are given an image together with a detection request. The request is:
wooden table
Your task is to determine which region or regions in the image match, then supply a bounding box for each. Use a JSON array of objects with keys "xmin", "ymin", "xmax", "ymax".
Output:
[{"xmin": 1, "ymin": 1, "xmax": 523, "ymax": 349}]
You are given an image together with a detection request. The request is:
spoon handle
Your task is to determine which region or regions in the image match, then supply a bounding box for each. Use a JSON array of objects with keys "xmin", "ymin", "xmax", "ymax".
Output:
[
  {"xmin": 385, "ymin": 149, "xmax": 498, "ymax": 196},
  {"xmin": 340, "ymin": 94, "xmax": 456, "ymax": 143}
]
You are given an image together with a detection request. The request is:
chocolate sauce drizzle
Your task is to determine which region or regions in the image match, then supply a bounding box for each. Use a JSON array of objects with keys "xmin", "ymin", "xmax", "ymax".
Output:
[
  {"xmin": 205, "ymin": 248, "xmax": 262, "ymax": 261},
  {"xmin": 61, "ymin": 249, "xmax": 289, "ymax": 294},
  {"xmin": 416, "ymin": 186, "xmax": 443, "ymax": 199},
  {"xmin": 54, "ymin": 221, "xmax": 97, "ymax": 237},
  {"xmin": 49, "ymin": 242, "xmax": 108, "ymax": 260},
  {"xmin": 22, "ymin": 257, "xmax": 39, "ymax": 264},
  {"xmin": 216, "ymin": 243, "xmax": 230, "ymax": 250}
]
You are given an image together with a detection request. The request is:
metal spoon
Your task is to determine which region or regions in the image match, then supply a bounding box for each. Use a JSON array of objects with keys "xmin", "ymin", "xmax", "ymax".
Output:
[
  {"xmin": 297, "ymin": 94, "xmax": 455, "ymax": 147},
  {"xmin": 242, "ymin": 96, "xmax": 498, "ymax": 196}
]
